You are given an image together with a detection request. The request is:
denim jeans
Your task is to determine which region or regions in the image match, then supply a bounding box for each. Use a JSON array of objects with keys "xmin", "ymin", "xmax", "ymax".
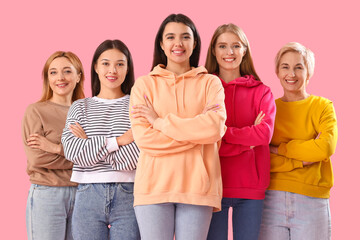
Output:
[
  {"xmin": 26, "ymin": 184, "xmax": 77, "ymax": 240},
  {"xmin": 207, "ymin": 197, "xmax": 264, "ymax": 240},
  {"xmin": 134, "ymin": 203, "xmax": 213, "ymax": 240},
  {"xmin": 71, "ymin": 183, "xmax": 140, "ymax": 240},
  {"xmin": 259, "ymin": 190, "xmax": 331, "ymax": 240}
]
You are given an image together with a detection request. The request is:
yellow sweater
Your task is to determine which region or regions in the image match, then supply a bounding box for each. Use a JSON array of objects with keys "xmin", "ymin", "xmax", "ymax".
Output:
[
  {"xmin": 130, "ymin": 65, "xmax": 226, "ymax": 211},
  {"xmin": 269, "ymin": 95, "xmax": 338, "ymax": 198}
]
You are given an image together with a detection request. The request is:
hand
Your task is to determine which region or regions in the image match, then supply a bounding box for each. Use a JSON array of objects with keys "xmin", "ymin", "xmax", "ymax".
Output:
[
  {"xmin": 132, "ymin": 95, "xmax": 159, "ymax": 125},
  {"xmin": 202, "ymin": 104, "xmax": 219, "ymax": 114},
  {"xmin": 116, "ymin": 129, "xmax": 134, "ymax": 146},
  {"xmin": 303, "ymin": 161, "xmax": 315, "ymax": 166},
  {"xmin": 316, "ymin": 132, "xmax": 321, "ymax": 139},
  {"xmin": 269, "ymin": 145, "xmax": 278, "ymax": 154},
  {"xmin": 254, "ymin": 111, "xmax": 265, "ymax": 126},
  {"xmin": 27, "ymin": 133, "xmax": 61, "ymax": 154},
  {"xmin": 69, "ymin": 122, "xmax": 88, "ymax": 139}
]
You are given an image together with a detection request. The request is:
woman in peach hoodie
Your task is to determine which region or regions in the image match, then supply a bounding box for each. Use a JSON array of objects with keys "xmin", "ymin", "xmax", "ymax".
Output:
[{"xmin": 130, "ymin": 13, "xmax": 227, "ymax": 240}]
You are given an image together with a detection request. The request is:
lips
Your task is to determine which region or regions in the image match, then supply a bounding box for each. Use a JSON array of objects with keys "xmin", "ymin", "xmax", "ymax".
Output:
[
  {"xmin": 285, "ymin": 79, "xmax": 297, "ymax": 84},
  {"xmin": 106, "ymin": 76, "xmax": 118, "ymax": 82},
  {"xmin": 172, "ymin": 49, "xmax": 185, "ymax": 56},
  {"xmin": 56, "ymin": 83, "xmax": 69, "ymax": 88},
  {"xmin": 223, "ymin": 58, "xmax": 235, "ymax": 62}
]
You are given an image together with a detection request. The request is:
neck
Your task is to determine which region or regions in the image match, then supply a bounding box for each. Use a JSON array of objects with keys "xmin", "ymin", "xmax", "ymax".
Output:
[
  {"xmin": 281, "ymin": 90, "xmax": 310, "ymax": 102},
  {"xmin": 166, "ymin": 61, "xmax": 191, "ymax": 76},
  {"xmin": 97, "ymin": 88, "xmax": 124, "ymax": 99},
  {"xmin": 218, "ymin": 68, "xmax": 241, "ymax": 83},
  {"xmin": 50, "ymin": 94, "xmax": 72, "ymax": 106}
]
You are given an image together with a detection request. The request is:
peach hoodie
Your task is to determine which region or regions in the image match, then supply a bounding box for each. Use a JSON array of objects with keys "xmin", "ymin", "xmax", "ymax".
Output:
[{"xmin": 130, "ymin": 64, "xmax": 227, "ymax": 211}]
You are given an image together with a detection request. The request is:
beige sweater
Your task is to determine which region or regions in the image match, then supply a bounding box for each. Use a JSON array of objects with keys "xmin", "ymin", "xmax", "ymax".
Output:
[{"xmin": 22, "ymin": 101, "xmax": 76, "ymax": 186}]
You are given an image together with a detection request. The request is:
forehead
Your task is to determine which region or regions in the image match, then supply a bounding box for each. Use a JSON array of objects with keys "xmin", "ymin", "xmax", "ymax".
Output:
[
  {"xmin": 216, "ymin": 32, "xmax": 241, "ymax": 44},
  {"xmin": 49, "ymin": 57, "xmax": 73, "ymax": 69},
  {"xmin": 163, "ymin": 22, "xmax": 193, "ymax": 35},
  {"xmin": 280, "ymin": 51, "xmax": 305, "ymax": 64},
  {"xmin": 98, "ymin": 49, "xmax": 127, "ymax": 61}
]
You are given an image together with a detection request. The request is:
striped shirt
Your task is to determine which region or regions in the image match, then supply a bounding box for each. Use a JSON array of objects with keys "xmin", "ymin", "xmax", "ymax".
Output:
[{"xmin": 62, "ymin": 95, "xmax": 139, "ymax": 183}]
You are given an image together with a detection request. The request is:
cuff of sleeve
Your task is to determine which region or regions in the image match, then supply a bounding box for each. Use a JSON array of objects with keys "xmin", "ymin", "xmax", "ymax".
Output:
[
  {"xmin": 106, "ymin": 137, "xmax": 119, "ymax": 153},
  {"xmin": 153, "ymin": 118, "xmax": 164, "ymax": 131},
  {"xmin": 294, "ymin": 160, "xmax": 304, "ymax": 169},
  {"xmin": 59, "ymin": 143, "xmax": 65, "ymax": 157},
  {"xmin": 278, "ymin": 143, "xmax": 287, "ymax": 156}
]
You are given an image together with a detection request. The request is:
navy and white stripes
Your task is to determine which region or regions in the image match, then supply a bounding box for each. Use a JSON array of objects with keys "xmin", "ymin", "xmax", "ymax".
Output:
[{"xmin": 62, "ymin": 95, "xmax": 139, "ymax": 183}]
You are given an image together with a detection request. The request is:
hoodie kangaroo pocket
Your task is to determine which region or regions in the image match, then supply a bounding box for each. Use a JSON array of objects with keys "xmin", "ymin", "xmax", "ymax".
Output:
[{"xmin": 135, "ymin": 148, "xmax": 210, "ymax": 194}]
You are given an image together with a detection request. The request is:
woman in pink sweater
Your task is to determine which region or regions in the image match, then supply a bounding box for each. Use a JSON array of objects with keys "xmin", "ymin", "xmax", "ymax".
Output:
[{"xmin": 205, "ymin": 24, "xmax": 276, "ymax": 240}]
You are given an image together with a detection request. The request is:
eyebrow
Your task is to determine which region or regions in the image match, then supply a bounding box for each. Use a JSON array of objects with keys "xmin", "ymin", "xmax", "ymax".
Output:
[
  {"xmin": 100, "ymin": 59, "xmax": 125, "ymax": 62},
  {"xmin": 49, "ymin": 66, "xmax": 72, "ymax": 71},
  {"xmin": 164, "ymin": 32, "xmax": 191, "ymax": 37},
  {"xmin": 216, "ymin": 41, "xmax": 241, "ymax": 45}
]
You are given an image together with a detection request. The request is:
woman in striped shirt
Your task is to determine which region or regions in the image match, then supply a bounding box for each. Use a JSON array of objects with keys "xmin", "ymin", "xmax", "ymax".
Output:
[{"xmin": 61, "ymin": 39, "xmax": 140, "ymax": 240}]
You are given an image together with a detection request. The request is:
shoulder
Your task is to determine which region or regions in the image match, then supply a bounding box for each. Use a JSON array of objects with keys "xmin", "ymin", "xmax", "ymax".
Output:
[
  {"xmin": 24, "ymin": 101, "xmax": 51, "ymax": 116},
  {"xmin": 309, "ymin": 95, "xmax": 334, "ymax": 111}
]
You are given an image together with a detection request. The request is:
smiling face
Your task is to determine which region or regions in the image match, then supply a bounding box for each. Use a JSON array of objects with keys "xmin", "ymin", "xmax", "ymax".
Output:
[
  {"xmin": 160, "ymin": 22, "xmax": 195, "ymax": 69},
  {"xmin": 48, "ymin": 57, "xmax": 80, "ymax": 101},
  {"xmin": 277, "ymin": 51, "xmax": 309, "ymax": 96},
  {"xmin": 214, "ymin": 32, "xmax": 246, "ymax": 74},
  {"xmin": 95, "ymin": 48, "xmax": 127, "ymax": 96}
]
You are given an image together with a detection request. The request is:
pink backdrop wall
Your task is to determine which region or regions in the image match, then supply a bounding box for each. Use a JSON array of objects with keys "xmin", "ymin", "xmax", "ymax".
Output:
[{"xmin": 1, "ymin": 0, "xmax": 357, "ymax": 238}]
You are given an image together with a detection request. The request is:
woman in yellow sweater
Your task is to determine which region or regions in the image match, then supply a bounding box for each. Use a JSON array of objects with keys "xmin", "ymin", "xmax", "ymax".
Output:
[
  {"xmin": 259, "ymin": 42, "xmax": 338, "ymax": 240},
  {"xmin": 130, "ymin": 14, "xmax": 226, "ymax": 240}
]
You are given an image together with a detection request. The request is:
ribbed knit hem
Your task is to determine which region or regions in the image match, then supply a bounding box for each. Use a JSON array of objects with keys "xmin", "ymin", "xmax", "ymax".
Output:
[
  {"xmin": 268, "ymin": 179, "xmax": 331, "ymax": 198},
  {"xmin": 134, "ymin": 192, "xmax": 222, "ymax": 212},
  {"xmin": 223, "ymin": 187, "xmax": 266, "ymax": 200}
]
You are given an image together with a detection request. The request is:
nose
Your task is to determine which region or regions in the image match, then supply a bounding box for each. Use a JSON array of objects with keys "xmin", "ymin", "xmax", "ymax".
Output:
[
  {"xmin": 290, "ymin": 70, "xmax": 295, "ymax": 77},
  {"xmin": 227, "ymin": 47, "xmax": 234, "ymax": 55},
  {"xmin": 110, "ymin": 65, "xmax": 117, "ymax": 73},
  {"xmin": 175, "ymin": 40, "xmax": 183, "ymax": 47},
  {"xmin": 59, "ymin": 72, "xmax": 65, "ymax": 80}
]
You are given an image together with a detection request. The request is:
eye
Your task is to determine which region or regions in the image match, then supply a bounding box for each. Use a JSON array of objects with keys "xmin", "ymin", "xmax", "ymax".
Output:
[
  {"xmin": 64, "ymin": 70, "xmax": 72, "ymax": 74},
  {"xmin": 102, "ymin": 62, "xmax": 109, "ymax": 66},
  {"xmin": 219, "ymin": 45, "xmax": 226, "ymax": 49},
  {"xmin": 183, "ymin": 35, "xmax": 191, "ymax": 40},
  {"xmin": 117, "ymin": 63, "xmax": 124, "ymax": 66},
  {"xmin": 166, "ymin": 36, "xmax": 174, "ymax": 40},
  {"xmin": 295, "ymin": 66, "xmax": 303, "ymax": 70},
  {"xmin": 49, "ymin": 71, "xmax": 57, "ymax": 75},
  {"xmin": 281, "ymin": 66, "xmax": 289, "ymax": 69},
  {"xmin": 233, "ymin": 44, "xmax": 241, "ymax": 48}
]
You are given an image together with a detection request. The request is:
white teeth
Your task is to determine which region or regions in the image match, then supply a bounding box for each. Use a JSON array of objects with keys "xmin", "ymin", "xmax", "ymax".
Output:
[
  {"xmin": 57, "ymin": 84, "xmax": 67, "ymax": 87},
  {"xmin": 286, "ymin": 80, "xmax": 296, "ymax": 83},
  {"xmin": 224, "ymin": 58, "xmax": 235, "ymax": 62},
  {"xmin": 173, "ymin": 51, "xmax": 183, "ymax": 54}
]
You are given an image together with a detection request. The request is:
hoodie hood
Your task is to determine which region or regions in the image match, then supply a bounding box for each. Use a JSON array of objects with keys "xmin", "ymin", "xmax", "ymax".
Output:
[
  {"xmin": 150, "ymin": 64, "xmax": 208, "ymax": 80},
  {"xmin": 148, "ymin": 64, "xmax": 208, "ymax": 113},
  {"xmin": 220, "ymin": 74, "xmax": 262, "ymax": 88}
]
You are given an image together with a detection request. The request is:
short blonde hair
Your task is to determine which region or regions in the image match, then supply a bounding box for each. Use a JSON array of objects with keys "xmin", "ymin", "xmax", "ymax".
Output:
[
  {"xmin": 275, "ymin": 42, "xmax": 315, "ymax": 79},
  {"xmin": 40, "ymin": 51, "xmax": 85, "ymax": 102},
  {"xmin": 205, "ymin": 23, "xmax": 260, "ymax": 81}
]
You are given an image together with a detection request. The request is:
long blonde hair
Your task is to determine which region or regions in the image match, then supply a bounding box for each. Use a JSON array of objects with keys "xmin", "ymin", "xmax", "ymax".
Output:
[
  {"xmin": 205, "ymin": 23, "xmax": 260, "ymax": 81},
  {"xmin": 39, "ymin": 51, "xmax": 85, "ymax": 102}
]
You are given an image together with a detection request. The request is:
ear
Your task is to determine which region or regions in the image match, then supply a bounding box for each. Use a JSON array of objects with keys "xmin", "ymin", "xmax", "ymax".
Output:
[
  {"xmin": 94, "ymin": 63, "xmax": 99, "ymax": 74},
  {"xmin": 160, "ymin": 41, "xmax": 164, "ymax": 51},
  {"xmin": 77, "ymin": 73, "xmax": 81, "ymax": 83}
]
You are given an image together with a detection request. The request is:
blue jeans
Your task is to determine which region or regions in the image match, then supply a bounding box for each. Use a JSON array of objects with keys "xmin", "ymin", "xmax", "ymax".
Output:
[
  {"xmin": 135, "ymin": 203, "xmax": 213, "ymax": 240},
  {"xmin": 26, "ymin": 184, "xmax": 77, "ymax": 240},
  {"xmin": 259, "ymin": 190, "xmax": 331, "ymax": 240},
  {"xmin": 207, "ymin": 198, "xmax": 264, "ymax": 240},
  {"xmin": 72, "ymin": 183, "xmax": 140, "ymax": 240}
]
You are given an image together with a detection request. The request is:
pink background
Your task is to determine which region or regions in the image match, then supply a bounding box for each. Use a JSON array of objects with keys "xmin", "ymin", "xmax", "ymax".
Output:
[{"xmin": 1, "ymin": 0, "xmax": 357, "ymax": 238}]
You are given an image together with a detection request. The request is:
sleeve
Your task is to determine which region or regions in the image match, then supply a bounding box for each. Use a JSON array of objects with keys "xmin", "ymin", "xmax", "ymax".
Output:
[
  {"xmin": 270, "ymin": 153, "xmax": 303, "ymax": 172},
  {"xmin": 103, "ymin": 141, "xmax": 139, "ymax": 170},
  {"xmin": 277, "ymin": 101, "xmax": 338, "ymax": 162},
  {"xmin": 152, "ymin": 76, "xmax": 227, "ymax": 144},
  {"xmin": 22, "ymin": 104, "xmax": 73, "ymax": 170},
  {"xmin": 61, "ymin": 101, "xmax": 112, "ymax": 167},
  {"xmin": 222, "ymin": 86, "xmax": 276, "ymax": 146},
  {"xmin": 130, "ymin": 78, "xmax": 198, "ymax": 157},
  {"xmin": 219, "ymin": 142, "xmax": 250, "ymax": 157}
]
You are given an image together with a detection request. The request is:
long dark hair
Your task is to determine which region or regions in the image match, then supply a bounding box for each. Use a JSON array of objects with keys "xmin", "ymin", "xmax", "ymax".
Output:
[
  {"xmin": 91, "ymin": 39, "xmax": 135, "ymax": 97},
  {"xmin": 151, "ymin": 13, "xmax": 201, "ymax": 70}
]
